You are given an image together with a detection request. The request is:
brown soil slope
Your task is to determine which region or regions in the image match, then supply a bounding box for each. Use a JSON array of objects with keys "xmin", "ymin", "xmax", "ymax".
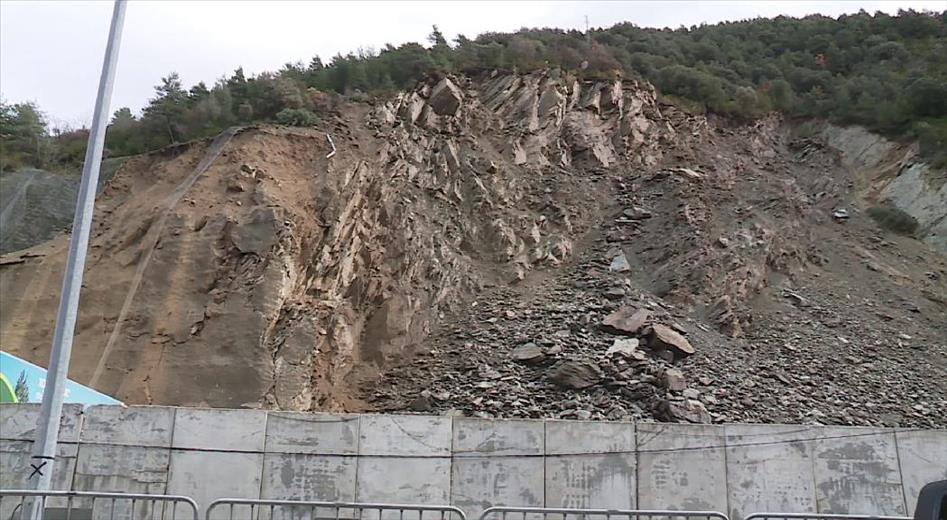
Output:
[{"xmin": 1, "ymin": 72, "xmax": 944, "ymax": 426}]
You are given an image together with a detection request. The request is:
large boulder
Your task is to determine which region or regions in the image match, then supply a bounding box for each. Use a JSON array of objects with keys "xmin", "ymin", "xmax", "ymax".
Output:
[
  {"xmin": 609, "ymin": 251, "xmax": 631, "ymax": 272},
  {"xmin": 602, "ymin": 307, "xmax": 651, "ymax": 335},
  {"xmin": 660, "ymin": 399, "xmax": 711, "ymax": 424},
  {"xmin": 428, "ymin": 78, "xmax": 464, "ymax": 116},
  {"xmin": 400, "ymin": 92, "xmax": 426, "ymax": 123},
  {"xmin": 230, "ymin": 207, "xmax": 278, "ymax": 255},
  {"xmin": 650, "ymin": 324, "xmax": 695, "ymax": 357},
  {"xmin": 606, "ymin": 338, "xmax": 640, "ymax": 359},
  {"xmin": 662, "ymin": 368, "xmax": 686, "ymax": 392},
  {"xmin": 510, "ymin": 343, "xmax": 545, "ymax": 364},
  {"xmin": 547, "ymin": 360, "xmax": 602, "ymax": 389}
]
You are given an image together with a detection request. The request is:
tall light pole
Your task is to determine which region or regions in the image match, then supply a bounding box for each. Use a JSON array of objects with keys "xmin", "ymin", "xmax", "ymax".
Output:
[{"xmin": 27, "ymin": 0, "xmax": 127, "ymax": 502}]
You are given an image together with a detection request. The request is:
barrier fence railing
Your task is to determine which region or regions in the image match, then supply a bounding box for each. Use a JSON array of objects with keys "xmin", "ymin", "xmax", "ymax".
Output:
[
  {"xmin": 743, "ymin": 513, "xmax": 912, "ymax": 520},
  {"xmin": 0, "ymin": 490, "xmax": 200, "ymax": 520},
  {"xmin": 0, "ymin": 492, "xmax": 915, "ymax": 520},
  {"xmin": 204, "ymin": 499, "xmax": 468, "ymax": 520},
  {"xmin": 477, "ymin": 507, "xmax": 730, "ymax": 520}
]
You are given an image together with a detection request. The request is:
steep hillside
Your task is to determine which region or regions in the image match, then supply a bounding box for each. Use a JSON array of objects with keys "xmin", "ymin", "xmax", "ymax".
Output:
[
  {"xmin": 0, "ymin": 169, "xmax": 77, "ymax": 254},
  {"xmin": 0, "ymin": 159, "xmax": 125, "ymax": 254},
  {"xmin": 820, "ymin": 124, "xmax": 947, "ymax": 251},
  {"xmin": 1, "ymin": 73, "xmax": 944, "ymax": 426}
]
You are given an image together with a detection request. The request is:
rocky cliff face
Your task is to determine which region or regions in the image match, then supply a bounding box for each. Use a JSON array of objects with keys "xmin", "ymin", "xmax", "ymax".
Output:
[
  {"xmin": 0, "ymin": 73, "xmax": 675, "ymax": 410},
  {"xmin": 821, "ymin": 124, "xmax": 947, "ymax": 252},
  {"xmin": 1, "ymin": 73, "xmax": 945, "ymax": 427}
]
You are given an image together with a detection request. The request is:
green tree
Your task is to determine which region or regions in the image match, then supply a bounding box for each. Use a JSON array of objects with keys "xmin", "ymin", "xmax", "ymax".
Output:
[
  {"xmin": 7, "ymin": 9, "xmax": 947, "ymax": 167},
  {"xmin": 905, "ymin": 76, "xmax": 947, "ymax": 117},
  {"xmin": 111, "ymin": 107, "xmax": 136, "ymax": 127},
  {"xmin": 0, "ymin": 100, "xmax": 51, "ymax": 170},
  {"xmin": 143, "ymin": 72, "xmax": 189, "ymax": 144},
  {"xmin": 14, "ymin": 371, "xmax": 29, "ymax": 403},
  {"xmin": 428, "ymin": 25, "xmax": 448, "ymax": 47},
  {"xmin": 188, "ymin": 81, "xmax": 211, "ymax": 105},
  {"xmin": 429, "ymin": 25, "xmax": 453, "ymax": 71},
  {"xmin": 106, "ymin": 107, "xmax": 144, "ymax": 156},
  {"xmin": 275, "ymin": 108, "xmax": 319, "ymax": 126},
  {"xmin": 767, "ymin": 79, "xmax": 796, "ymax": 111}
]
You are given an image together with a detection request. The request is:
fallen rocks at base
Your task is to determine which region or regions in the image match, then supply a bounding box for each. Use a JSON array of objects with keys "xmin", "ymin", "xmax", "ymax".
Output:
[
  {"xmin": 547, "ymin": 360, "xmax": 603, "ymax": 389},
  {"xmin": 662, "ymin": 367, "xmax": 687, "ymax": 392},
  {"xmin": 673, "ymin": 167, "xmax": 703, "ymax": 181},
  {"xmin": 650, "ymin": 324, "xmax": 695, "ymax": 357},
  {"xmin": 606, "ymin": 338, "xmax": 640, "ymax": 359},
  {"xmin": 602, "ymin": 307, "xmax": 652, "ymax": 335},
  {"xmin": 510, "ymin": 342, "xmax": 546, "ymax": 364},
  {"xmin": 365, "ymin": 72, "xmax": 947, "ymax": 428},
  {"xmin": 609, "ymin": 252, "xmax": 631, "ymax": 272},
  {"xmin": 622, "ymin": 206, "xmax": 653, "ymax": 220},
  {"xmin": 660, "ymin": 398, "xmax": 712, "ymax": 424}
]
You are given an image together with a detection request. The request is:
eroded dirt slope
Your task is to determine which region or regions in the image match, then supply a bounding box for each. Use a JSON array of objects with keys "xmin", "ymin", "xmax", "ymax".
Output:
[{"xmin": 1, "ymin": 72, "xmax": 944, "ymax": 426}]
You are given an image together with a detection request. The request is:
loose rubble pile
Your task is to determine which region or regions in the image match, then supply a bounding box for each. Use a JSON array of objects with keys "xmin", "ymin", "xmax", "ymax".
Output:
[
  {"xmin": 369, "ymin": 75, "xmax": 947, "ymax": 427},
  {"xmin": 372, "ymin": 215, "xmax": 947, "ymax": 427},
  {"xmin": 369, "ymin": 237, "xmax": 724, "ymax": 425}
]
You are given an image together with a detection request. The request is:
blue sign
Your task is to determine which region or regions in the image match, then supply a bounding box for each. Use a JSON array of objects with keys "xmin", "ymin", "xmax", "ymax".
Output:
[{"xmin": 0, "ymin": 350, "xmax": 122, "ymax": 406}]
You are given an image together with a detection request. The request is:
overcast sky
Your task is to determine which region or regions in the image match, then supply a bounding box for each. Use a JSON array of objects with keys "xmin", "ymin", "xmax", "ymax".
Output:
[{"xmin": 1, "ymin": 0, "xmax": 943, "ymax": 126}]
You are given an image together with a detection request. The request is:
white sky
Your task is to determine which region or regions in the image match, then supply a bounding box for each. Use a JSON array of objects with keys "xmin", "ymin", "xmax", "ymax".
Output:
[{"xmin": 1, "ymin": 0, "xmax": 944, "ymax": 127}]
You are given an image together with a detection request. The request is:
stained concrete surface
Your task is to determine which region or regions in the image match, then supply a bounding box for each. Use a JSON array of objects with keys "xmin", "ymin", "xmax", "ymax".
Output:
[
  {"xmin": 0, "ymin": 440, "xmax": 79, "ymax": 520},
  {"xmin": 0, "ymin": 440, "xmax": 77, "ymax": 490},
  {"xmin": 724, "ymin": 424, "xmax": 818, "ymax": 520},
  {"xmin": 358, "ymin": 456, "xmax": 452, "ymax": 510},
  {"xmin": 545, "ymin": 420, "xmax": 636, "ymax": 509},
  {"xmin": 74, "ymin": 444, "xmax": 170, "ymax": 495},
  {"xmin": 452, "ymin": 418, "xmax": 546, "ymax": 519},
  {"xmin": 167, "ymin": 450, "xmax": 264, "ymax": 520},
  {"xmin": 453, "ymin": 418, "xmax": 544, "ymax": 456},
  {"xmin": 895, "ymin": 429, "xmax": 947, "ymax": 515},
  {"xmin": 80, "ymin": 405, "xmax": 174, "ymax": 447},
  {"xmin": 636, "ymin": 423, "xmax": 729, "ymax": 512},
  {"xmin": 359, "ymin": 414, "xmax": 452, "ymax": 456},
  {"xmin": 0, "ymin": 404, "xmax": 945, "ymax": 519},
  {"xmin": 451, "ymin": 456, "xmax": 545, "ymax": 520},
  {"xmin": 265, "ymin": 412, "xmax": 359, "ymax": 455},
  {"xmin": 355, "ymin": 414, "xmax": 453, "ymax": 517},
  {"xmin": 261, "ymin": 452, "xmax": 357, "ymax": 501},
  {"xmin": 0, "ymin": 402, "xmax": 82, "ymax": 511},
  {"xmin": 172, "ymin": 408, "xmax": 266, "ymax": 452},
  {"xmin": 812, "ymin": 427, "xmax": 906, "ymax": 516},
  {"xmin": 0, "ymin": 402, "xmax": 83, "ymax": 442}
]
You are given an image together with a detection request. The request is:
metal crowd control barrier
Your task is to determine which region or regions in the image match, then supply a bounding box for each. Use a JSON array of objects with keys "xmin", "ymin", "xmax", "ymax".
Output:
[
  {"xmin": 0, "ymin": 490, "xmax": 200, "ymax": 520},
  {"xmin": 744, "ymin": 514, "xmax": 912, "ymax": 520},
  {"xmin": 478, "ymin": 507, "xmax": 730, "ymax": 520},
  {"xmin": 205, "ymin": 499, "xmax": 468, "ymax": 520}
]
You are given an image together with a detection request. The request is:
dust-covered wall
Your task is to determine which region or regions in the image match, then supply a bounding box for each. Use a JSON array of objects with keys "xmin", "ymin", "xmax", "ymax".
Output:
[{"xmin": 1, "ymin": 404, "xmax": 944, "ymax": 519}]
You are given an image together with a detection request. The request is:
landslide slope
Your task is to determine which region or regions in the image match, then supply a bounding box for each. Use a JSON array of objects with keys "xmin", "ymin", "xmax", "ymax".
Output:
[
  {"xmin": 0, "ymin": 73, "xmax": 661, "ymax": 410},
  {"xmin": 1, "ymin": 72, "xmax": 944, "ymax": 427}
]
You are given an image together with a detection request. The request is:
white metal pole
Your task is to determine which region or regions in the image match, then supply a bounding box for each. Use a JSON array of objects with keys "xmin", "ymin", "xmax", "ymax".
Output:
[{"xmin": 27, "ymin": 0, "xmax": 127, "ymax": 500}]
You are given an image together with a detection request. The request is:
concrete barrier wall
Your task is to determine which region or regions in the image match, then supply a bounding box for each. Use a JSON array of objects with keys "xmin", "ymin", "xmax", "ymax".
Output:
[{"xmin": 1, "ymin": 404, "xmax": 944, "ymax": 519}]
